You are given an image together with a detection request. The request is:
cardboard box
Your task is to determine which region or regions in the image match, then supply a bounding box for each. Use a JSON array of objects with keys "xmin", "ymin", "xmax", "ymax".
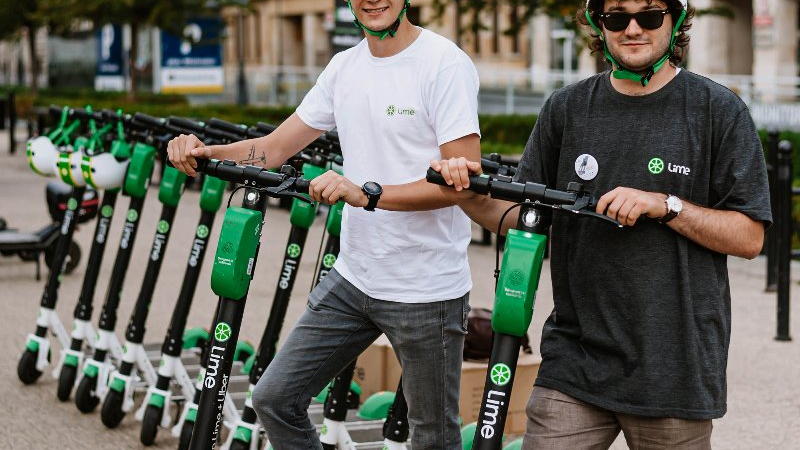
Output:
[
  {"xmin": 353, "ymin": 334, "xmax": 395, "ymax": 399},
  {"xmin": 372, "ymin": 336, "xmax": 540, "ymax": 436}
]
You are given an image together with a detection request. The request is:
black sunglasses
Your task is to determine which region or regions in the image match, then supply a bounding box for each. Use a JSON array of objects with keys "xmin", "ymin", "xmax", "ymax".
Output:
[{"xmin": 599, "ymin": 9, "xmax": 670, "ymax": 32}]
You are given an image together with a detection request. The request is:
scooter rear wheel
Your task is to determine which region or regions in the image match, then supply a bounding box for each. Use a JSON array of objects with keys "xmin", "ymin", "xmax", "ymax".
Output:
[
  {"xmin": 75, "ymin": 375, "xmax": 100, "ymax": 413},
  {"xmin": 177, "ymin": 421, "xmax": 194, "ymax": 450},
  {"xmin": 57, "ymin": 364, "xmax": 78, "ymax": 401},
  {"xmin": 17, "ymin": 349, "xmax": 43, "ymax": 384},
  {"xmin": 140, "ymin": 404, "xmax": 162, "ymax": 446},
  {"xmin": 101, "ymin": 388, "xmax": 126, "ymax": 428}
]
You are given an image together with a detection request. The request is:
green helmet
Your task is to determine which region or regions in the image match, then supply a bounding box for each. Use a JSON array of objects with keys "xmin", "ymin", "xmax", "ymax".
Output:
[
  {"xmin": 347, "ymin": 0, "xmax": 411, "ymax": 40},
  {"xmin": 584, "ymin": 0, "xmax": 688, "ymax": 87}
]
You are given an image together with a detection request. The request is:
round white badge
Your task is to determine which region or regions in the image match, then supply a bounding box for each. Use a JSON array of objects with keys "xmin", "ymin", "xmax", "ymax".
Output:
[{"xmin": 575, "ymin": 154, "xmax": 598, "ymax": 181}]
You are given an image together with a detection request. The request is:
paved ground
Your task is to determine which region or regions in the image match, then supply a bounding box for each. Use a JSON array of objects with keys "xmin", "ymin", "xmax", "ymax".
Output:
[{"xmin": 1, "ymin": 131, "xmax": 798, "ymax": 449}]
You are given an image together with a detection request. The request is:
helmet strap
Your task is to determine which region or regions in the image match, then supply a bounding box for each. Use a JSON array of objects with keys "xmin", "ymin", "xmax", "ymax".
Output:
[
  {"xmin": 348, "ymin": 0, "xmax": 411, "ymax": 40},
  {"xmin": 585, "ymin": 9, "xmax": 686, "ymax": 87}
]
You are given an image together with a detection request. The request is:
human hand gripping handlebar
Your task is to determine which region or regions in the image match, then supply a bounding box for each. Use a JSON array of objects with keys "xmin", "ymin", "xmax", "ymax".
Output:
[{"xmin": 426, "ymin": 168, "xmax": 622, "ymax": 228}]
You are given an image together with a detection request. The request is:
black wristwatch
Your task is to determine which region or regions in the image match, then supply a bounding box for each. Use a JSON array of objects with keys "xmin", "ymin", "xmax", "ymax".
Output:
[{"xmin": 361, "ymin": 181, "xmax": 382, "ymax": 211}]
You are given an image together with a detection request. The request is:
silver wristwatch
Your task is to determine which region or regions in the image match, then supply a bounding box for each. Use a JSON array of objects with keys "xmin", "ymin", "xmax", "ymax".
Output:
[{"xmin": 659, "ymin": 194, "xmax": 683, "ymax": 224}]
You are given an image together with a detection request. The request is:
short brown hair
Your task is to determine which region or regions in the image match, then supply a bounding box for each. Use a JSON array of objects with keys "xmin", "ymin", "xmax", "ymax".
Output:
[{"xmin": 577, "ymin": 0, "xmax": 695, "ymax": 66}]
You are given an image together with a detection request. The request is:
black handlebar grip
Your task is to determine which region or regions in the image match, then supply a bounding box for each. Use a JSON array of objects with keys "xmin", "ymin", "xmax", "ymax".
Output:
[
  {"xmin": 49, "ymin": 105, "xmax": 65, "ymax": 118},
  {"xmin": 132, "ymin": 112, "xmax": 165, "ymax": 130},
  {"xmin": 294, "ymin": 177, "xmax": 311, "ymax": 194},
  {"xmin": 166, "ymin": 116, "xmax": 205, "ymax": 134},
  {"xmin": 71, "ymin": 107, "xmax": 90, "ymax": 120},
  {"xmin": 204, "ymin": 126, "xmax": 246, "ymax": 143},
  {"xmin": 207, "ymin": 117, "xmax": 248, "ymax": 136},
  {"xmin": 256, "ymin": 122, "xmax": 277, "ymax": 134},
  {"xmin": 426, "ymin": 167, "xmax": 449, "ymax": 186}
]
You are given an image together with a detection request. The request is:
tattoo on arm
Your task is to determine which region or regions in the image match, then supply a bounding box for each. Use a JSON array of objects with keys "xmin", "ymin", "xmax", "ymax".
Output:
[{"xmin": 239, "ymin": 145, "xmax": 267, "ymax": 166}]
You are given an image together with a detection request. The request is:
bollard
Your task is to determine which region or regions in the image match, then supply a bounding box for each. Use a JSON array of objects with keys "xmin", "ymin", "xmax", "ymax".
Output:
[
  {"xmin": 775, "ymin": 140, "xmax": 792, "ymax": 341},
  {"xmin": 766, "ymin": 130, "xmax": 779, "ymax": 291},
  {"xmin": 8, "ymin": 91, "xmax": 16, "ymax": 154},
  {"xmin": 0, "ymin": 97, "xmax": 6, "ymax": 130}
]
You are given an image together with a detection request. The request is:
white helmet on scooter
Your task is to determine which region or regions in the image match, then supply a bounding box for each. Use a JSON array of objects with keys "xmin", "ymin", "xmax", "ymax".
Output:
[
  {"xmin": 82, "ymin": 153, "xmax": 129, "ymax": 190},
  {"xmin": 26, "ymin": 136, "xmax": 60, "ymax": 177},
  {"xmin": 56, "ymin": 150, "xmax": 87, "ymax": 187}
]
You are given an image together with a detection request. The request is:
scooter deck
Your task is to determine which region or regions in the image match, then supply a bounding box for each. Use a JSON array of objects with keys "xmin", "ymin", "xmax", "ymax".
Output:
[{"xmin": 0, "ymin": 223, "xmax": 59, "ymax": 249}]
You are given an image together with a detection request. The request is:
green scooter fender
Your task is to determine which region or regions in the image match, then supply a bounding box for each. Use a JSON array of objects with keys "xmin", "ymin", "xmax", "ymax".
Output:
[
  {"xmin": 325, "ymin": 201, "xmax": 344, "ymax": 237},
  {"xmin": 492, "ymin": 230, "xmax": 546, "ymax": 337},
  {"xmin": 503, "ymin": 438, "xmax": 523, "ymax": 450},
  {"xmin": 356, "ymin": 390, "xmax": 395, "ymax": 420},
  {"xmin": 461, "ymin": 422, "xmax": 478, "ymax": 450},
  {"xmin": 182, "ymin": 328, "xmax": 210, "ymax": 350},
  {"xmin": 242, "ymin": 352, "xmax": 256, "ymax": 376},
  {"xmin": 234, "ymin": 340, "xmax": 255, "ymax": 364},
  {"xmin": 313, "ymin": 379, "xmax": 363, "ymax": 404}
]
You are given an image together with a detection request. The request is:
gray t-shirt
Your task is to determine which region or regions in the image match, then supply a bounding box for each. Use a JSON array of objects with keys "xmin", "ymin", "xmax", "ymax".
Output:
[{"xmin": 515, "ymin": 70, "xmax": 772, "ymax": 419}]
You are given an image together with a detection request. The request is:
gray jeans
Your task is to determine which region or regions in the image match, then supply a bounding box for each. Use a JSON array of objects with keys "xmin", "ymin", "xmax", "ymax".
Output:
[{"xmin": 252, "ymin": 269, "xmax": 470, "ymax": 450}]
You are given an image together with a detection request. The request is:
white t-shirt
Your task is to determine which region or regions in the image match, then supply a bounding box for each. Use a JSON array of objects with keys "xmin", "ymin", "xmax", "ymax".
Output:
[{"xmin": 296, "ymin": 28, "xmax": 480, "ymax": 303}]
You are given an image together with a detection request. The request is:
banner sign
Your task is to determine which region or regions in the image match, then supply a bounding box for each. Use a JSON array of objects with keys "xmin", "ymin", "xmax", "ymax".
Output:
[
  {"xmin": 95, "ymin": 24, "xmax": 125, "ymax": 91},
  {"xmin": 331, "ymin": 0, "xmax": 362, "ymax": 55},
  {"xmin": 160, "ymin": 18, "xmax": 224, "ymax": 94}
]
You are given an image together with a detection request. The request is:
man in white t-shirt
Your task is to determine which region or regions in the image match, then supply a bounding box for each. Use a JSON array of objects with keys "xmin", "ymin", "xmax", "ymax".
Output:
[{"xmin": 167, "ymin": 1, "xmax": 480, "ymax": 448}]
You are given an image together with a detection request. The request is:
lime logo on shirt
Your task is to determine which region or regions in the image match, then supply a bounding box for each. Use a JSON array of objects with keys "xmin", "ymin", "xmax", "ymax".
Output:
[
  {"xmin": 648, "ymin": 157, "xmax": 691, "ymax": 176},
  {"xmin": 648, "ymin": 158, "xmax": 665, "ymax": 174},
  {"xmin": 386, "ymin": 104, "xmax": 415, "ymax": 117}
]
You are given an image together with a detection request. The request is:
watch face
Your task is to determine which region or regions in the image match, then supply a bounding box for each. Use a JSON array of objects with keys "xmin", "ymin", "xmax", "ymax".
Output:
[
  {"xmin": 363, "ymin": 181, "xmax": 382, "ymax": 196},
  {"xmin": 667, "ymin": 196, "xmax": 682, "ymax": 212}
]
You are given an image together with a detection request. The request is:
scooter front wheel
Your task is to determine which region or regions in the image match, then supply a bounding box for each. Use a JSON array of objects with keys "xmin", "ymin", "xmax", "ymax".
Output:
[
  {"xmin": 177, "ymin": 421, "xmax": 195, "ymax": 450},
  {"xmin": 75, "ymin": 375, "xmax": 100, "ymax": 413},
  {"xmin": 101, "ymin": 388, "xmax": 126, "ymax": 428},
  {"xmin": 140, "ymin": 404, "xmax": 162, "ymax": 446},
  {"xmin": 17, "ymin": 349, "xmax": 43, "ymax": 384},
  {"xmin": 57, "ymin": 364, "xmax": 78, "ymax": 401}
]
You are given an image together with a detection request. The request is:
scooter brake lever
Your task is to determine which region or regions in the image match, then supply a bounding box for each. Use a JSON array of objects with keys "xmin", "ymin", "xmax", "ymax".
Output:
[
  {"xmin": 574, "ymin": 209, "xmax": 623, "ymax": 228},
  {"xmin": 265, "ymin": 179, "xmax": 315, "ymax": 205}
]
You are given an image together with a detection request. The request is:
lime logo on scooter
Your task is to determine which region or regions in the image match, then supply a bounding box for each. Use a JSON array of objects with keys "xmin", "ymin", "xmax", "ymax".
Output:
[
  {"xmin": 323, "ymin": 254, "xmax": 337, "ymax": 269},
  {"xmin": 648, "ymin": 158, "xmax": 665, "ymax": 175},
  {"xmin": 490, "ymin": 363, "xmax": 511, "ymax": 386},
  {"xmin": 203, "ymin": 323, "xmax": 232, "ymax": 389},
  {"xmin": 189, "ymin": 225, "xmax": 210, "ymax": 268},
  {"xmin": 197, "ymin": 225, "xmax": 210, "ymax": 239},
  {"xmin": 96, "ymin": 206, "xmax": 114, "ymax": 245},
  {"xmin": 214, "ymin": 322, "xmax": 232, "ymax": 342},
  {"xmin": 151, "ymin": 220, "xmax": 170, "ymax": 261},
  {"xmin": 481, "ymin": 363, "xmax": 512, "ymax": 439},
  {"xmin": 60, "ymin": 198, "xmax": 79, "ymax": 234},
  {"xmin": 279, "ymin": 244, "xmax": 302, "ymax": 290},
  {"xmin": 287, "ymin": 244, "xmax": 302, "ymax": 258},
  {"xmin": 157, "ymin": 220, "xmax": 170, "ymax": 234},
  {"xmin": 120, "ymin": 209, "xmax": 138, "ymax": 249}
]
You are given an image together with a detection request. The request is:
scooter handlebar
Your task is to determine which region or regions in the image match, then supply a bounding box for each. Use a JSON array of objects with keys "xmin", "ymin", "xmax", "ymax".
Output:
[
  {"xmin": 185, "ymin": 158, "xmax": 310, "ymax": 194},
  {"xmin": 165, "ymin": 116, "xmax": 205, "ymax": 135}
]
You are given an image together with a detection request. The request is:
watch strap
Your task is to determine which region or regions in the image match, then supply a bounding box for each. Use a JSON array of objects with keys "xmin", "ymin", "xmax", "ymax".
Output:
[{"xmin": 658, "ymin": 195, "xmax": 679, "ymax": 224}]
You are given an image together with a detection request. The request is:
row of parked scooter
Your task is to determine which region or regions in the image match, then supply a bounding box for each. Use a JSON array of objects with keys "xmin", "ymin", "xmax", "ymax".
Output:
[
  {"xmin": 16, "ymin": 105, "xmax": 538, "ymax": 450},
  {"xmin": 16, "ymin": 106, "xmax": 423, "ymax": 450}
]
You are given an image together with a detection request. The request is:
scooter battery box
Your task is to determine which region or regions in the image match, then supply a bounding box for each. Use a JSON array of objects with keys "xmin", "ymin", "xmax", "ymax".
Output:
[{"xmin": 46, "ymin": 182, "xmax": 99, "ymax": 224}]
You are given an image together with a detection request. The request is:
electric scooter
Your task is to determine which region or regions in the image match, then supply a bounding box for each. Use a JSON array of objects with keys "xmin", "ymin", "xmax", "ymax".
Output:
[
  {"xmin": 98, "ymin": 158, "xmax": 189, "ymax": 428},
  {"xmin": 426, "ymin": 168, "xmax": 620, "ymax": 450},
  {"xmin": 221, "ymin": 144, "xmax": 339, "ymax": 450},
  {"xmin": 16, "ymin": 106, "xmax": 109, "ymax": 385},
  {"xmin": 161, "ymin": 117, "xmax": 264, "ymax": 450},
  {"xmin": 73, "ymin": 113, "xmax": 164, "ymax": 413},
  {"xmin": 179, "ymin": 158, "xmax": 312, "ymax": 450},
  {"xmin": 54, "ymin": 109, "xmax": 133, "ymax": 401}
]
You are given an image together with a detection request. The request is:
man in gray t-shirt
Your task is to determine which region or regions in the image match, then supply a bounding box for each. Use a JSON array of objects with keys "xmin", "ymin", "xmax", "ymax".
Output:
[{"xmin": 432, "ymin": 0, "xmax": 771, "ymax": 448}]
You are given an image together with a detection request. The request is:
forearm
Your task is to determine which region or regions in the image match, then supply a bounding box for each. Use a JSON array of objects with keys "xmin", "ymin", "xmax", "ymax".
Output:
[
  {"xmin": 204, "ymin": 136, "xmax": 288, "ymax": 169},
  {"xmin": 376, "ymin": 179, "xmax": 462, "ymax": 211},
  {"xmin": 667, "ymin": 201, "xmax": 765, "ymax": 259}
]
